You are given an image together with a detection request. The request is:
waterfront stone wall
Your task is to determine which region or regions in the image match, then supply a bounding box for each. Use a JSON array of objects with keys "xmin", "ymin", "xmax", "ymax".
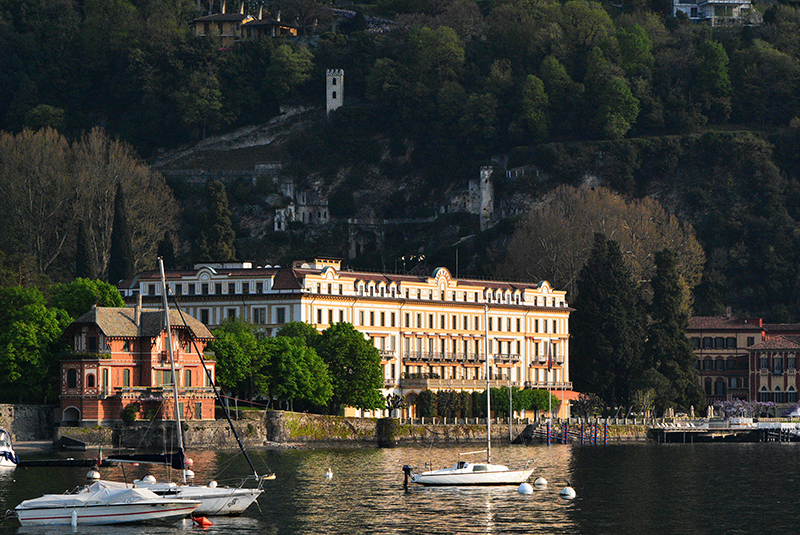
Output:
[{"xmin": 0, "ymin": 404, "xmax": 56, "ymax": 441}]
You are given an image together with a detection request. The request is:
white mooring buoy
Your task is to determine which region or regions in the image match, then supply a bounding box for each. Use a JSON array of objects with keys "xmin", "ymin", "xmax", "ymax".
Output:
[
  {"xmin": 86, "ymin": 468, "xmax": 100, "ymax": 481},
  {"xmin": 518, "ymin": 482, "xmax": 533, "ymax": 495},
  {"xmin": 559, "ymin": 482, "xmax": 576, "ymax": 499},
  {"xmin": 534, "ymin": 477, "xmax": 548, "ymax": 488}
]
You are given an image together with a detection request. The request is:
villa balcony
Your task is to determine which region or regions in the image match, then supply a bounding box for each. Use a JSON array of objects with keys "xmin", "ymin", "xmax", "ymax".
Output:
[
  {"xmin": 402, "ymin": 352, "xmax": 520, "ymax": 364},
  {"xmin": 399, "ymin": 375, "xmax": 525, "ymax": 390}
]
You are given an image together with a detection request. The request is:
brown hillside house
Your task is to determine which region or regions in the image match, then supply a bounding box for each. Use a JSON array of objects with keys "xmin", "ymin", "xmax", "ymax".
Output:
[
  {"xmin": 688, "ymin": 315, "xmax": 800, "ymax": 411},
  {"xmin": 748, "ymin": 334, "xmax": 800, "ymax": 404},
  {"xmin": 60, "ymin": 302, "xmax": 216, "ymax": 427},
  {"xmin": 687, "ymin": 316, "xmax": 763, "ymax": 405}
]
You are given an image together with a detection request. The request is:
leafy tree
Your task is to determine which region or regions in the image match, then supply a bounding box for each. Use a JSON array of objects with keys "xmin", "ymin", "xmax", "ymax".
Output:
[
  {"xmin": 695, "ymin": 40, "xmax": 732, "ymax": 122},
  {"xmin": 512, "ymin": 75, "xmax": 549, "ymax": 143},
  {"xmin": 616, "ymin": 24, "xmax": 654, "ymax": 78},
  {"xmin": 209, "ymin": 319, "xmax": 263, "ymax": 397},
  {"xmin": 266, "ymin": 44, "xmax": 314, "ymax": 101},
  {"xmin": 571, "ymin": 233, "xmax": 646, "ymax": 409},
  {"xmin": 261, "ymin": 336, "xmax": 332, "ymax": 410},
  {"xmin": 411, "ymin": 26, "xmax": 465, "ymax": 85},
  {"xmin": 196, "ymin": 180, "xmax": 236, "ymax": 262},
  {"xmin": 108, "ymin": 183, "xmax": 135, "ymax": 284},
  {"xmin": 277, "ymin": 321, "xmax": 322, "ymax": 348},
  {"xmin": 0, "ymin": 286, "xmax": 70, "ymax": 403},
  {"xmin": 49, "ymin": 278, "xmax": 125, "ymax": 319},
  {"xmin": 317, "ymin": 322, "xmax": 383, "ymax": 414},
  {"xmin": 417, "ymin": 389, "xmax": 437, "ymax": 418},
  {"xmin": 641, "ymin": 249, "xmax": 704, "ymax": 412}
]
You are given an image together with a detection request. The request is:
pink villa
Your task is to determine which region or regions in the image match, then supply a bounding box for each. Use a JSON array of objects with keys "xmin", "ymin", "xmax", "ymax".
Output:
[{"xmin": 59, "ymin": 303, "xmax": 216, "ymax": 426}]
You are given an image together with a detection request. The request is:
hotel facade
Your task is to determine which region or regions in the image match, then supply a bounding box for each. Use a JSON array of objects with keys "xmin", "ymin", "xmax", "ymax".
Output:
[{"xmin": 119, "ymin": 258, "xmax": 574, "ymax": 418}]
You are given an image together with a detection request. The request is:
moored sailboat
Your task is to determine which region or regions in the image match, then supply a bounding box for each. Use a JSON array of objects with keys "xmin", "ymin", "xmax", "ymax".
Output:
[
  {"xmin": 404, "ymin": 306, "xmax": 535, "ymax": 486},
  {"xmin": 103, "ymin": 258, "xmax": 269, "ymax": 515}
]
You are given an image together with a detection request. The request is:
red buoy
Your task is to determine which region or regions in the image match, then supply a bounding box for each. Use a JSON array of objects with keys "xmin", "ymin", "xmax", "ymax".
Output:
[{"xmin": 192, "ymin": 516, "xmax": 214, "ymax": 527}]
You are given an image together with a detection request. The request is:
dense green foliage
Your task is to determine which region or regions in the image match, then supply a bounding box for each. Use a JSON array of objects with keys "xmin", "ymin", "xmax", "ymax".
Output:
[
  {"xmin": 0, "ymin": 286, "xmax": 70, "ymax": 403},
  {"xmin": 48, "ymin": 278, "xmax": 125, "ymax": 319},
  {"xmin": 641, "ymin": 249, "xmax": 705, "ymax": 411},
  {"xmin": 571, "ymin": 234, "xmax": 647, "ymax": 410},
  {"xmin": 108, "ymin": 183, "xmax": 135, "ymax": 284},
  {"xmin": 213, "ymin": 320, "xmax": 381, "ymax": 414}
]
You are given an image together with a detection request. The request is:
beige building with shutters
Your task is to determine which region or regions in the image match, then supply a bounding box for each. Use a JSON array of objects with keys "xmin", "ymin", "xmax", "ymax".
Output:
[{"xmin": 119, "ymin": 258, "xmax": 573, "ymax": 417}]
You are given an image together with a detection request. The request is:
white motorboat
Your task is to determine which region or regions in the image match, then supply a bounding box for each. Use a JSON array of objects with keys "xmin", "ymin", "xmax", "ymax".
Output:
[
  {"xmin": 131, "ymin": 475, "xmax": 265, "ymax": 515},
  {"xmin": 404, "ymin": 305, "xmax": 535, "ymax": 487},
  {"xmin": 102, "ymin": 258, "xmax": 267, "ymax": 515},
  {"xmin": 13, "ymin": 480, "xmax": 200, "ymax": 526},
  {"xmin": 0, "ymin": 429, "xmax": 19, "ymax": 468},
  {"xmin": 408, "ymin": 459, "xmax": 535, "ymax": 486}
]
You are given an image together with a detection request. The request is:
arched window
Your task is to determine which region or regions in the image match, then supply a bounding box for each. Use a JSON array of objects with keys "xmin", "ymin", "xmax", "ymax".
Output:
[
  {"xmin": 102, "ymin": 369, "xmax": 109, "ymax": 390},
  {"xmin": 185, "ymin": 369, "xmax": 192, "ymax": 387},
  {"xmin": 331, "ymin": 91, "xmax": 337, "ymax": 99},
  {"xmin": 86, "ymin": 374, "xmax": 95, "ymax": 388},
  {"xmin": 67, "ymin": 369, "xmax": 77, "ymax": 388},
  {"xmin": 332, "ymin": 78, "xmax": 337, "ymax": 86}
]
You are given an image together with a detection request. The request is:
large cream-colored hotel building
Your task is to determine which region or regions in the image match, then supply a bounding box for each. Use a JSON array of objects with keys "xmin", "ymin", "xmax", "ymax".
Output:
[{"xmin": 120, "ymin": 258, "xmax": 573, "ymax": 417}]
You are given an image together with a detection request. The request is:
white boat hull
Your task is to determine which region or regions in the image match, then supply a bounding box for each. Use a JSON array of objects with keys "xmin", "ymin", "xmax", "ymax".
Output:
[
  {"xmin": 169, "ymin": 487, "xmax": 262, "ymax": 515},
  {"xmin": 120, "ymin": 478, "xmax": 264, "ymax": 515},
  {"xmin": 412, "ymin": 465, "xmax": 535, "ymax": 486},
  {"xmin": 15, "ymin": 501, "xmax": 199, "ymax": 526}
]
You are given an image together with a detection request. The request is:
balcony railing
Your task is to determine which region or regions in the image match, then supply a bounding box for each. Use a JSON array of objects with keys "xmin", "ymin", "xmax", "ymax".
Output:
[
  {"xmin": 402, "ymin": 352, "xmax": 520, "ymax": 364},
  {"xmin": 399, "ymin": 377, "xmax": 526, "ymax": 389}
]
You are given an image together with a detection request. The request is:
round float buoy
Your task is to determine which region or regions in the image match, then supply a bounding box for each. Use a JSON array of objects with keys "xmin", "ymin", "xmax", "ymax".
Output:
[
  {"xmin": 534, "ymin": 477, "xmax": 548, "ymax": 488},
  {"xmin": 185, "ymin": 457, "xmax": 194, "ymax": 467},
  {"xmin": 518, "ymin": 482, "xmax": 533, "ymax": 495},
  {"xmin": 560, "ymin": 482, "xmax": 576, "ymax": 499},
  {"xmin": 184, "ymin": 469, "xmax": 195, "ymax": 479},
  {"xmin": 143, "ymin": 474, "xmax": 156, "ymax": 484},
  {"xmin": 208, "ymin": 480, "xmax": 218, "ymax": 488},
  {"xmin": 86, "ymin": 468, "xmax": 100, "ymax": 481},
  {"xmin": 325, "ymin": 468, "xmax": 333, "ymax": 479}
]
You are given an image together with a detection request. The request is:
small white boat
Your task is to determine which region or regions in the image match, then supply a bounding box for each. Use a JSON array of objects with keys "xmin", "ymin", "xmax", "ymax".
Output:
[
  {"xmin": 0, "ymin": 429, "xmax": 18, "ymax": 468},
  {"xmin": 13, "ymin": 480, "xmax": 200, "ymax": 526},
  {"xmin": 403, "ymin": 305, "xmax": 536, "ymax": 487},
  {"xmin": 129, "ymin": 476, "xmax": 264, "ymax": 515},
  {"xmin": 409, "ymin": 459, "xmax": 535, "ymax": 486}
]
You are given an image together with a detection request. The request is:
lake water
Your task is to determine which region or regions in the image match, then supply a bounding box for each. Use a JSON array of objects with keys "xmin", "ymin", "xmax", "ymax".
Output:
[{"xmin": 1, "ymin": 441, "xmax": 798, "ymax": 534}]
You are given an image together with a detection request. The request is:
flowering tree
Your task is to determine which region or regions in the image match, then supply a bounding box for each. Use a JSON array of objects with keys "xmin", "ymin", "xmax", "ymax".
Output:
[{"xmin": 714, "ymin": 400, "xmax": 776, "ymax": 418}]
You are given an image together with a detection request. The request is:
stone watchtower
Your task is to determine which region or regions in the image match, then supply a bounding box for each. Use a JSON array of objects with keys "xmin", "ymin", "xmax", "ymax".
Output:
[
  {"xmin": 326, "ymin": 69, "xmax": 344, "ymax": 116},
  {"xmin": 479, "ymin": 166, "xmax": 494, "ymax": 231}
]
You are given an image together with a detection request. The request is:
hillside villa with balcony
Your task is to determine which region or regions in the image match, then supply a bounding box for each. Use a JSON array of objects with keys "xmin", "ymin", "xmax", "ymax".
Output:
[
  {"xmin": 119, "ymin": 258, "xmax": 574, "ymax": 419},
  {"xmin": 59, "ymin": 302, "xmax": 216, "ymax": 427}
]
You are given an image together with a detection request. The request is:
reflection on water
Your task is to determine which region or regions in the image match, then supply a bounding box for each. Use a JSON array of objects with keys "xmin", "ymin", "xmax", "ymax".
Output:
[{"xmin": 2, "ymin": 442, "xmax": 800, "ymax": 534}]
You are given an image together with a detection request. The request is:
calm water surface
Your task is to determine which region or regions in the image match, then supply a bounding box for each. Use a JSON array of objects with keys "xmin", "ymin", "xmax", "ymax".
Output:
[{"xmin": 0, "ymin": 442, "xmax": 797, "ymax": 534}]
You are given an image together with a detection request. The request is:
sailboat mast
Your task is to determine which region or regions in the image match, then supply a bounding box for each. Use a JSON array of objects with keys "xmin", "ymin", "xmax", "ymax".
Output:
[
  {"xmin": 484, "ymin": 304, "xmax": 491, "ymax": 464},
  {"xmin": 159, "ymin": 258, "xmax": 186, "ymax": 485}
]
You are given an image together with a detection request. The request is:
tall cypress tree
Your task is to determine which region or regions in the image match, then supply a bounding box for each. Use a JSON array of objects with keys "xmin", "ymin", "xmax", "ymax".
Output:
[
  {"xmin": 157, "ymin": 231, "xmax": 177, "ymax": 269},
  {"xmin": 75, "ymin": 220, "xmax": 96, "ymax": 279},
  {"xmin": 642, "ymin": 249, "xmax": 705, "ymax": 412},
  {"xmin": 196, "ymin": 180, "xmax": 235, "ymax": 262},
  {"xmin": 571, "ymin": 233, "xmax": 646, "ymax": 409},
  {"xmin": 108, "ymin": 183, "xmax": 134, "ymax": 284}
]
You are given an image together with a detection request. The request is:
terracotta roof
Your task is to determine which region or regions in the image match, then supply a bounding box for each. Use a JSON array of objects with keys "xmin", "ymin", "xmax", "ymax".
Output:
[
  {"xmin": 553, "ymin": 390, "xmax": 582, "ymax": 401},
  {"xmin": 688, "ymin": 316, "xmax": 763, "ymax": 331},
  {"xmin": 272, "ymin": 269, "xmax": 303, "ymax": 290},
  {"xmin": 70, "ymin": 307, "xmax": 213, "ymax": 340},
  {"xmin": 764, "ymin": 324, "xmax": 800, "ymax": 334},
  {"xmin": 748, "ymin": 335, "xmax": 800, "ymax": 350}
]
